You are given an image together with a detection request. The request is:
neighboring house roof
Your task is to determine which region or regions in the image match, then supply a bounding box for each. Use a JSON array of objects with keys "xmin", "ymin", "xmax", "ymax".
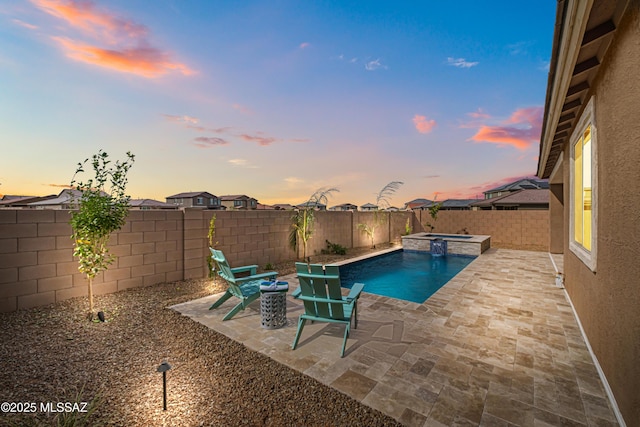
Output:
[
  {"xmin": 415, "ymin": 199, "xmax": 480, "ymax": 209},
  {"xmin": 484, "ymin": 178, "xmax": 549, "ymax": 195},
  {"xmin": 220, "ymin": 194, "xmax": 253, "ymax": 201},
  {"xmin": 256, "ymin": 203, "xmax": 275, "ymax": 210},
  {"xmin": 28, "ymin": 189, "xmax": 87, "ymax": 207},
  {"xmin": 330, "ymin": 203, "xmax": 357, "ymax": 210},
  {"xmin": 472, "ymin": 189, "xmax": 549, "ymax": 208},
  {"xmin": 360, "ymin": 203, "xmax": 378, "ymax": 209},
  {"xmin": 272, "ymin": 203, "xmax": 295, "ymax": 210},
  {"xmin": 490, "ymin": 189, "xmax": 549, "ymax": 206},
  {"xmin": 404, "ymin": 198, "xmax": 432, "ymax": 209},
  {"xmin": 296, "ymin": 201, "xmax": 326, "ymax": 209},
  {"xmin": 129, "ymin": 199, "xmax": 178, "ymax": 209},
  {"xmin": 0, "ymin": 195, "xmax": 56, "ymax": 207},
  {"xmin": 1, "ymin": 195, "xmax": 34, "ymax": 201},
  {"xmin": 166, "ymin": 191, "xmax": 217, "ymax": 199}
]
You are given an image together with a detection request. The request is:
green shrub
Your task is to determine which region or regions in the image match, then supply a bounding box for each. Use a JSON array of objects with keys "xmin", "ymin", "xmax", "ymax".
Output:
[{"xmin": 324, "ymin": 240, "xmax": 347, "ymax": 255}]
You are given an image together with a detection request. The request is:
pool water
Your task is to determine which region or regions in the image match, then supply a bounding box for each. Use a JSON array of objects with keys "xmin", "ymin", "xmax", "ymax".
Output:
[{"xmin": 339, "ymin": 250, "xmax": 475, "ymax": 303}]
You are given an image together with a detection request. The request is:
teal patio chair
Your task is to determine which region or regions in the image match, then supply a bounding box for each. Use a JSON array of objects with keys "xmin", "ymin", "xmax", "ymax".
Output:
[
  {"xmin": 209, "ymin": 248, "xmax": 277, "ymax": 320},
  {"xmin": 292, "ymin": 262, "xmax": 365, "ymax": 357}
]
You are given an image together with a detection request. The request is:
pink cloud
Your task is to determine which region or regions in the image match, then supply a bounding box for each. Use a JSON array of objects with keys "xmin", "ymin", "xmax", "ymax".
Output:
[
  {"xmin": 33, "ymin": 0, "xmax": 192, "ymax": 78},
  {"xmin": 239, "ymin": 134, "xmax": 278, "ymax": 146},
  {"xmin": 469, "ymin": 106, "xmax": 543, "ymax": 150},
  {"xmin": 413, "ymin": 115, "xmax": 437, "ymax": 134},
  {"xmin": 12, "ymin": 19, "xmax": 38, "ymax": 30},
  {"xmin": 163, "ymin": 114, "xmax": 198, "ymax": 124},
  {"xmin": 192, "ymin": 137, "xmax": 229, "ymax": 148},
  {"xmin": 53, "ymin": 37, "xmax": 193, "ymax": 78},
  {"xmin": 467, "ymin": 108, "xmax": 491, "ymax": 119},
  {"xmin": 32, "ymin": 0, "xmax": 147, "ymax": 40},
  {"xmin": 299, "ymin": 42, "xmax": 310, "ymax": 49},
  {"xmin": 232, "ymin": 103, "xmax": 254, "ymax": 115},
  {"xmin": 505, "ymin": 106, "xmax": 543, "ymax": 125}
]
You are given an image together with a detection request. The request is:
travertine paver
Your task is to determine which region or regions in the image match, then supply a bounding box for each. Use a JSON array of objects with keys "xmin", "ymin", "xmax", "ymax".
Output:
[{"xmin": 172, "ymin": 249, "xmax": 618, "ymax": 426}]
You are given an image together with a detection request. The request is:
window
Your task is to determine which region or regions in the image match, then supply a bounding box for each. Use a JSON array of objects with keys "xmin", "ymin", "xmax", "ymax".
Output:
[
  {"xmin": 234, "ymin": 200, "xmax": 243, "ymax": 207},
  {"xmin": 197, "ymin": 197, "xmax": 203, "ymax": 205},
  {"xmin": 570, "ymin": 97, "xmax": 597, "ymax": 271}
]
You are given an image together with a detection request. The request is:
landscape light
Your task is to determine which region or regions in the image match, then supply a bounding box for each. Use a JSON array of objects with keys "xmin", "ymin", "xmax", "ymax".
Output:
[{"xmin": 156, "ymin": 361, "xmax": 172, "ymax": 411}]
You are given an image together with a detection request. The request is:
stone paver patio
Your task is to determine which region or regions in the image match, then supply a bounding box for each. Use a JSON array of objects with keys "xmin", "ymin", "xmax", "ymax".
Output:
[{"xmin": 172, "ymin": 249, "xmax": 618, "ymax": 426}]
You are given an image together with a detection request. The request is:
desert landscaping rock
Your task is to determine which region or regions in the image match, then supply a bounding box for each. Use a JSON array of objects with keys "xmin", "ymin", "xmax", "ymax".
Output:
[{"xmin": 0, "ymin": 247, "xmax": 401, "ymax": 426}]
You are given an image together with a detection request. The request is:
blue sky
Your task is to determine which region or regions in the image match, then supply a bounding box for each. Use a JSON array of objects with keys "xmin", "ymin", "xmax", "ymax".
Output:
[{"xmin": 0, "ymin": 1, "xmax": 555, "ymax": 207}]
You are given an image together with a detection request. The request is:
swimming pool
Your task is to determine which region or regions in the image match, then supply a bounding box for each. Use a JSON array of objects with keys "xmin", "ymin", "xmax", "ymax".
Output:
[{"xmin": 337, "ymin": 250, "xmax": 476, "ymax": 303}]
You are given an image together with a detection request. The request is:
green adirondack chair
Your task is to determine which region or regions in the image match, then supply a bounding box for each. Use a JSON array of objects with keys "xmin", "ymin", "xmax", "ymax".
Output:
[
  {"xmin": 209, "ymin": 248, "xmax": 278, "ymax": 320},
  {"xmin": 292, "ymin": 262, "xmax": 365, "ymax": 357}
]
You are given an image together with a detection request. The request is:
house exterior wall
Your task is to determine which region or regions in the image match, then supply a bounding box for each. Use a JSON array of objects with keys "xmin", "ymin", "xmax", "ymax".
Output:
[
  {"xmin": 549, "ymin": 183, "xmax": 564, "ymax": 254},
  {"xmin": 562, "ymin": 6, "xmax": 640, "ymax": 425},
  {"xmin": 416, "ymin": 210, "xmax": 549, "ymax": 251}
]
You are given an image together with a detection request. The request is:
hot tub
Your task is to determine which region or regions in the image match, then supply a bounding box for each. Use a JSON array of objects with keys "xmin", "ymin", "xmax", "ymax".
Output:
[{"xmin": 401, "ymin": 232, "xmax": 490, "ymax": 256}]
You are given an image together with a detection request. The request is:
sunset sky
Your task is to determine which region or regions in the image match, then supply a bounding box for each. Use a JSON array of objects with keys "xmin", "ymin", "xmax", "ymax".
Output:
[{"xmin": 0, "ymin": 1, "xmax": 555, "ymax": 207}]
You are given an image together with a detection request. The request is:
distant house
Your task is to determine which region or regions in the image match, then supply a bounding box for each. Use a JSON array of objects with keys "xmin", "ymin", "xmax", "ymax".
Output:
[
  {"xmin": 296, "ymin": 201, "xmax": 326, "ymax": 211},
  {"xmin": 220, "ymin": 195, "xmax": 257, "ymax": 210},
  {"xmin": 483, "ymin": 178, "xmax": 548, "ymax": 199},
  {"xmin": 360, "ymin": 203, "xmax": 378, "ymax": 211},
  {"xmin": 166, "ymin": 192, "xmax": 222, "ymax": 209},
  {"xmin": 28, "ymin": 189, "xmax": 89, "ymax": 210},
  {"xmin": 471, "ymin": 190, "xmax": 548, "ymax": 210},
  {"xmin": 385, "ymin": 206, "xmax": 400, "ymax": 212},
  {"xmin": 129, "ymin": 199, "xmax": 178, "ymax": 210},
  {"xmin": 256, "ymin": 203, "xmax": 276, "ymax": 210},
  {"xmin": 329, "ymin": 203, "xmax": 357, "ymax": 211},
  {"xmin": 0, "ymin": 195, "xmax": 56, "ymax": 208},
  {"xmin": 272, "ymin": 203, "xmax": 295, "ymax": 210},
  {"xmin": 416, "ymin": 199, "xmax": 480, "ymax": 211},
  {"xmin": 403, "ymin": 198, "xmax": 432, "ymax": 210}
]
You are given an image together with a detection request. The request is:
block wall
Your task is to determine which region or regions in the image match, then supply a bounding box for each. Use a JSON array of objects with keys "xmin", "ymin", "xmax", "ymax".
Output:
[
  {"xmin": 0, "ymin": 210, "xmax": 183, "ymax": 312},
  {"xmin": 416, "ymin": 210, "xmax": 549, "ymax": 251},
  {"xmin": 0, "ymin": 208, "xmax": 546, "ymax": 312}
]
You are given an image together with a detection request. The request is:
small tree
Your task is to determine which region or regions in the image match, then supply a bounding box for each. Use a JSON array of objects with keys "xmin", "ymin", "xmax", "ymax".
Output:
[
  {"xmin": 70, "ymin": 150, "xmax": 135, "ymax": 318},
  {"xmin": 358, "ymin": 181, "xmax": 403, "ymax": 248},
  {"xmin": 206, "ymin": 215, "xmax": 218, "ymax": 279},
  {"xmin": 426, "ymin": 202, "xmax": 442, "ymax": 232},
  {"xmin": 289, "ymin": 187, "xmax": 338, "ymax": 260}
]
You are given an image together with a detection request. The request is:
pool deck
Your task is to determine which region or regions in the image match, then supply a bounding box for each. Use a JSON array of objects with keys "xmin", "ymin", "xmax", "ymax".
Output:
[{"xmin": 172, "ymin": 248, "xmax": 618, "ymax": 426}]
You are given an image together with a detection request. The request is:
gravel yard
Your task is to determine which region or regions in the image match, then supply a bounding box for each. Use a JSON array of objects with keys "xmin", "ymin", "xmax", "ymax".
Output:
[{"xmin": 0, "ymin": 246, "xmax": 402, "ymax": 426}]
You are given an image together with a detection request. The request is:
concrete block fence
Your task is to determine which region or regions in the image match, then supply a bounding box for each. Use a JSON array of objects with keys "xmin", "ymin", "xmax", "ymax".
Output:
[
  {"xmin": 416, "ymin": 210, "xmax": 549, "ymax": 251},
  {"xmin": 0, "ymin": 209, "xmax": 414, "ymax": 312},
  {"xmin": 0, "ymin": 208, "xmax": 547, "ymax": 312}
]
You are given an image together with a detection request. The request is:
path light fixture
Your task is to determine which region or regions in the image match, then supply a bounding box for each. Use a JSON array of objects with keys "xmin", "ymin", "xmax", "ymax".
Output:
[{"xmin": 156, "ymin": 361, "xmax": 172, "ymax": 411}]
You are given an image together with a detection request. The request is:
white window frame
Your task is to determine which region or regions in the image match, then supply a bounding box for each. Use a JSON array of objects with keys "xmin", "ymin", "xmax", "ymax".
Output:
[{"xmin": 569, "ymin": 96, "xmax": 597, "ymax": 272}]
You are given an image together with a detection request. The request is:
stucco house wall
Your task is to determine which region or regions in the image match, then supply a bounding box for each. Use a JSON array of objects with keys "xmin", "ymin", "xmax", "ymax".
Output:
[{"xmin": 560, "ymin": 6, "xmax": 640, "ymax": 425}]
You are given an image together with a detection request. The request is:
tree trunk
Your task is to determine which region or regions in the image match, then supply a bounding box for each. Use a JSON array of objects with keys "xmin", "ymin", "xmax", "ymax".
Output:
[{"xmin": 88, "ymin": 276, "xmax": 94, "ymax": 315}]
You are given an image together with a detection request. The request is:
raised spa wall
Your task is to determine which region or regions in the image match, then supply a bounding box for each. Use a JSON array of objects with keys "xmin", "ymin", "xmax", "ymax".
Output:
[{"xmin": 401, "ymin": 233, "xmax": 491, "ymax": 256}]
